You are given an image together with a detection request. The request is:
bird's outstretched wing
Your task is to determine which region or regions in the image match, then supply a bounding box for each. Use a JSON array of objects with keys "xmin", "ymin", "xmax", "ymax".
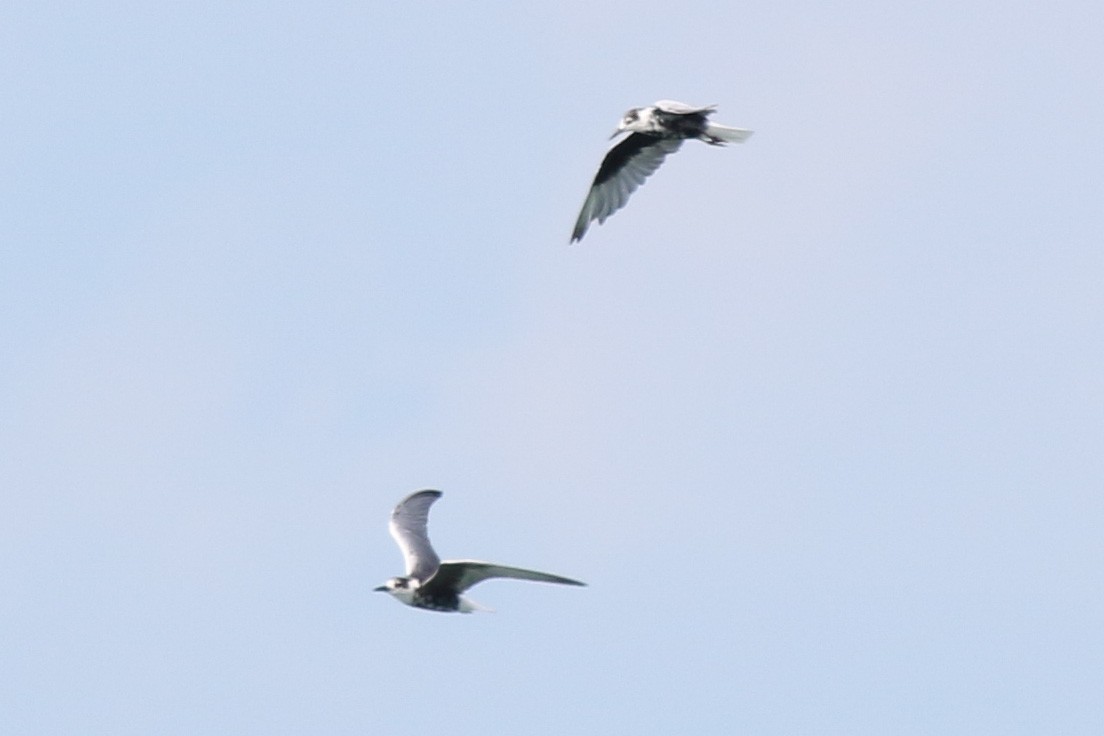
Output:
[
  {"xmin": 388, "ymin": 490, "xmax": 443, "ymax": 581},
  {"xmin": 654, "ymin": 100, "xmax": 716, "ymax": 115},
  {"xmin": 428, "ymin": 560, "xmax": 586, "ymax": 593},
  {"xmin": 571, "ymin": 133, "xmax": 683, "ymax": 242}
]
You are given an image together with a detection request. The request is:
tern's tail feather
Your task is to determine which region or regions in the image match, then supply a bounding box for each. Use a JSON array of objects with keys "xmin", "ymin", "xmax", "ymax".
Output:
[
  {"xmin": 458, "ymin": 595, "xmax": 494, "ymax": 614},
  {"xmin": 704, "ymin": 123, "xmax": 753, "ymax": 144}
]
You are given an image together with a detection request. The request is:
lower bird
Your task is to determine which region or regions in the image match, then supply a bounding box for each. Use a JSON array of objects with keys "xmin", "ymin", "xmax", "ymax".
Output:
[
  {"xmin": 374, "ymin": 489, "xmax": 586, "ymax": 613},
  {"xmin": 571, "ymin": 100, "xmax": 753, "ymax": 242}
]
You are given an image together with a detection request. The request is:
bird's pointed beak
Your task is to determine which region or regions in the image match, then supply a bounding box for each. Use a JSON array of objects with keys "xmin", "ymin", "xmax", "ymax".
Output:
[
  {"xmin": 373, "ymin": 585, "xmax": 388, "ymax": 592},
  {"xmin": 608, "ymin": 128, "xmax": 622, "ymax": 140}
]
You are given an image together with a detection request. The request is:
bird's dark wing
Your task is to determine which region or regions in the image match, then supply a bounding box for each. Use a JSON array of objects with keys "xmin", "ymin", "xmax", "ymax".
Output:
[
  {"xmin": 571, "ymin": 133, "xmax": 683, "ymax": 242},
  {"xmin": 388, "ymin": 490, "xmax": 442, "ymax": 581},
  {"xmin": 426, "ymin": 560, "xmax": 586, "ymax": 594}
]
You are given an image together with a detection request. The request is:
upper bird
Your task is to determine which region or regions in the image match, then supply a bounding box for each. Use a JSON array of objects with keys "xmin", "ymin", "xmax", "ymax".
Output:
[
  {"xmin": 571, "ymin": 100, "xmax": 753, "ymax": 243},
  {"xmin": 374, "ymin": 490, "xmax": 586, "ymax": 613}
]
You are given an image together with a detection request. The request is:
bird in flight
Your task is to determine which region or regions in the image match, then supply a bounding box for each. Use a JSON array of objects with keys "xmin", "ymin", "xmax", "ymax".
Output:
[
  {"xmin": 571, "ymin": 100, "xmax": 753, "ymax": 243},
  {"xmin": 374, "ymin": 490, "xmax": 586, "ymax": 613}
]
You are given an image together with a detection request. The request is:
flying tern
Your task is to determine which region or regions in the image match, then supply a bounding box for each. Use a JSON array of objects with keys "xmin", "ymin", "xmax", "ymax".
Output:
[
  {"xmin": 571, "ymin": 100, "xmax": 753, "ymax": 242},
  {"xmin": 374, "ymin": 490, "xmax": 586, "ymax": 613}
]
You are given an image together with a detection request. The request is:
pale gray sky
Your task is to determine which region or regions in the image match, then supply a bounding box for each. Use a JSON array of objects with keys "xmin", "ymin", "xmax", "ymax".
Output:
[{"xmin": 3, "ymin": 1, "xmax": 1103, "ymax": 733}]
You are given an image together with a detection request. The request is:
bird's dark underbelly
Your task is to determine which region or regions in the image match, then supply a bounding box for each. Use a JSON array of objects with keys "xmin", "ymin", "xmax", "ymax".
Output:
[
  {"xmin": 655, "ymin": 111, "xmax": 707, "ymax": 137},
  {"xmin": 414, "ymin": 589, "xmax": 460, "ymax": 612}
]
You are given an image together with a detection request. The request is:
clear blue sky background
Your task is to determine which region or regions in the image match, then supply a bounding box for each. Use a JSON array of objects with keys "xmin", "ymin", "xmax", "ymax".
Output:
[{"xmin": 3, "ymin": 1, "xmax": 1103, "ymax": 733}]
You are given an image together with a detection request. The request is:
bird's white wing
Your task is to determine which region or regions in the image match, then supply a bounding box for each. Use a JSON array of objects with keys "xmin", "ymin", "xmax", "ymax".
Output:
[
  {"xmin": 388, "ymin": 489, "xmax": 442, "ymax": 580},
  {"xmin": 571, "ymin": 133, "xmax": 683, "ymax": 242},
  {"xmin": 654, "ymin": 100, "xmax": 716, "ymax": 115},
  {"xmin": 430, "ymin": 560, "xmax": 586, "ymax": 593}
]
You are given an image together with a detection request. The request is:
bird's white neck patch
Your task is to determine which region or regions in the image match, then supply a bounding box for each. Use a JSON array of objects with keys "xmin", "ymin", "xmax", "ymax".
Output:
[
  {"xmin": 382, "ymin": 577, "xmax": 420, "ymax": 606},
  {"xmin": 621, "ymin": 107, "xmax": 661, "ymax": 134},
  {"xmin": 389, "ymin": 587, "xmax": 417, "ymax": 606}
]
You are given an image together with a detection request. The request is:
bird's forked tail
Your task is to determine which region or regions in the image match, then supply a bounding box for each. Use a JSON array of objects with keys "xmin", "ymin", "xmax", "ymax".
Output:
[
  {"xmin": 704, "ymin": 123, "xmax": 754, "ymax": 145},
  {"xmin": 458, "ymin": 595, "xmax": 494, "ymax": 614}
]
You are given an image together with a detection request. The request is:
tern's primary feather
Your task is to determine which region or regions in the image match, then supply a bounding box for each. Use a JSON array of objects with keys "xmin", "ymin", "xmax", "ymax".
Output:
[
  {"xmin": 572, "ymin": 134, "xmax": 682, "ymax": 242},
  {"xmin": 388, "ymin": 489, "xmax": 442, "ymax": 582},
  {"xmin": 427, "ymin": 560, "xmax": 586, "ymax": 594}
]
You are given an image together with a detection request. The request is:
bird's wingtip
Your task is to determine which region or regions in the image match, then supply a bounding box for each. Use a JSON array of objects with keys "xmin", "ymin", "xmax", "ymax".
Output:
[{"xmin": 393, "ymin": 488, "xmax": 444, "ymax": 512}]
